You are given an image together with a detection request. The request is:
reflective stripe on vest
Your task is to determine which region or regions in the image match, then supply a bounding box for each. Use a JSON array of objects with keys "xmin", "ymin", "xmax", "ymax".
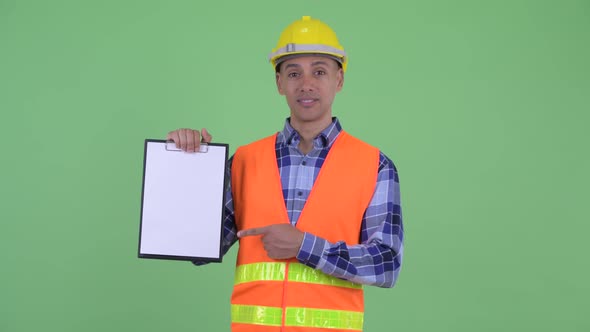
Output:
[
  {"xmin": 232, "ymin": 304, "xmax": 363, "ymax": 330},
  {"xmin": 235, "ymin": 262, "xmax": 362, "ymax": 289}
]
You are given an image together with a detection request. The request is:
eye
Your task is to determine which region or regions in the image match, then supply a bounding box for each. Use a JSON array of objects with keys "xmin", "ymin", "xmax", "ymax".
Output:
[
  {"xmin": 287, "ymin": 72, "xmax": 300, "ymax": 78},
  {"xmin": 315, "ymin": 70, "xmax": 326, "ymax": 76}
]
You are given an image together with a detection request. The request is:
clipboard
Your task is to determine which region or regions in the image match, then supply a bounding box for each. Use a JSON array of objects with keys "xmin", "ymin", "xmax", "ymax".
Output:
[{"xmin": 138, "ymin": 139, "xmax": 229, "ymax": 262}]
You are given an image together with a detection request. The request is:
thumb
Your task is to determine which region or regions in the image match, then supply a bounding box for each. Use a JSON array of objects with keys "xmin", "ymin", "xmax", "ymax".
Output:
[{"xmin": 201, "ymin": 128, "xmax": 212, "ymax": 143}]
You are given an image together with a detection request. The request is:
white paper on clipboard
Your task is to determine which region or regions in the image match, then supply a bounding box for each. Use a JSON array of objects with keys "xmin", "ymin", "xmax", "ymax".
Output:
[{"xmin": 138, "ymin": 139, "xmax": 228, "ymax": 262}]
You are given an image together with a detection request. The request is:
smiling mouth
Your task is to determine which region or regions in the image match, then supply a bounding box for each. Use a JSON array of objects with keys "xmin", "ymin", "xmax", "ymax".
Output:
[{"xmin": 297, "ymin": 98, "xmax": 318, "ymax": 106}]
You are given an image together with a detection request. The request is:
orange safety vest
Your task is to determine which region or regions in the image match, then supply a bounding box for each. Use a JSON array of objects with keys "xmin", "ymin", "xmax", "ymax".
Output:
[{"xmin": 230, "ymin": 131, "xmax": 380, "ymax": 331}]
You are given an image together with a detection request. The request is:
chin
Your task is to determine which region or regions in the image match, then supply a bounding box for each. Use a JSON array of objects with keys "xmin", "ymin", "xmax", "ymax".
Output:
[{"xmin": 294, "ymin": 114, "xmax": 327, "ymax": 124}]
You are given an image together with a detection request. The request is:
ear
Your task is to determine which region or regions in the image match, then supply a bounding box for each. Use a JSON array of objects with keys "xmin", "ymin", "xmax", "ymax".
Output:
[
  {"xmin": 336, "ymin": 68, "xmax": 344, "ymax": 92},
  {"xmin": 276, "ymin": 72, "xmax": 285, "ymax": 95}
]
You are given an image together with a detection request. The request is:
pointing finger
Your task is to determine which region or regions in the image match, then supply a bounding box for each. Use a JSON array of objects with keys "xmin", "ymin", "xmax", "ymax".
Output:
[{"xmin": 238, "ymin": 226, "xmax": 269, "ymax": 238}]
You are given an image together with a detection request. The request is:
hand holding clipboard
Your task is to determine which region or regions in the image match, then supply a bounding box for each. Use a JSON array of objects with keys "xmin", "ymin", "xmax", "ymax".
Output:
[{"xmin": 165, "ymin": 127, "xmax": 213, "ymax": 153}]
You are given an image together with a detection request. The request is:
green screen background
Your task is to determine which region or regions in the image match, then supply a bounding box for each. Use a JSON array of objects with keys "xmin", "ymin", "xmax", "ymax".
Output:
[{"xmin": 1, "ymin": 0, "xmax": 589, "ymax": 331}]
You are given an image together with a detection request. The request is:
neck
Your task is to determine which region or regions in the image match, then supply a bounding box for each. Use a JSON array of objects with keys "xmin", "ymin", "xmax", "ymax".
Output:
[{"xmin": 290, "ymin": 116, "xmax": 333, "ymax": 155}]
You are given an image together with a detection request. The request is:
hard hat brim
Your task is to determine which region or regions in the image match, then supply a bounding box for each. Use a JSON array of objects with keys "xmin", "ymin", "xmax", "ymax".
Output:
[{"xmin": 274, "ymin": 53, "xmax": 344, "ymax": 70}]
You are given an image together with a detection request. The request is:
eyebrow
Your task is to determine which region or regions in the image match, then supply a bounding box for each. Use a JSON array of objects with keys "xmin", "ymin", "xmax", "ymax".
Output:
[
  {"xmin": 284, "ymin": 63, "xmax": 301, "ymax": 70},
  {"xmin": 311, "ymin": 61, "xmax": 330, "ymax": 67}
]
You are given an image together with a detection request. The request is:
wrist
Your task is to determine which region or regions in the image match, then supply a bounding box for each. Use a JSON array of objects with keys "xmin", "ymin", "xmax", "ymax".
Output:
[{"xmin": 296, "ymin": 232, "xmax": 327, "ymax": 268}]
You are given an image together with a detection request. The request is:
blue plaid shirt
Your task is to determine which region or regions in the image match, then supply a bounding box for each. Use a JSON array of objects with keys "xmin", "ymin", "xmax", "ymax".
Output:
[{"xmin": 213, "ymin": 118, "xmax": 403, "ymax": 288}]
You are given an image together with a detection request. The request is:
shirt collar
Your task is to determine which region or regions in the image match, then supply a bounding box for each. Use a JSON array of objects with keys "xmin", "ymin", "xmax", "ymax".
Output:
[{"xmin": 277, "ymin": 117, "xmax": 343, "ymax": 149}]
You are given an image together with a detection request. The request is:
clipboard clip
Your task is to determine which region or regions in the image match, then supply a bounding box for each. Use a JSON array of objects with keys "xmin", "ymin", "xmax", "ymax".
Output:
[{"xmin": 165, "ymin": 140, "xmax": 209, "ymax": 153}]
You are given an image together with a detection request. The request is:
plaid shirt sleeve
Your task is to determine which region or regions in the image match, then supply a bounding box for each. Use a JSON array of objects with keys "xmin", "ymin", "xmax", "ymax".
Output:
[
  {"xmin": 219, "ymin": 156, "xmax": 239, "ymax": 255},
  {"xmin": 295, "ymin": 152, "xmax": 404, "ymax": 288}
]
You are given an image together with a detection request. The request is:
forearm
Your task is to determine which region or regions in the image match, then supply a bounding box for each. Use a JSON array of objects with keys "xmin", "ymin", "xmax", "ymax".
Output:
[
  {"xmin": 296, "ymin": 225, "xmax": 403, "ymax": 288},
  {"xmin": 219, "ymin": 208, "xmax": 239, "ymax": 256},
  {"xmin": 296, "ymin": 152, "xmax": 404, "ymax": 287}
]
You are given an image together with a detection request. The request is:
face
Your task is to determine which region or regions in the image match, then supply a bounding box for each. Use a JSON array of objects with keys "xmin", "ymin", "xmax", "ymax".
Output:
[{"xmin": 275, "ymin": 55, "xmax": 344, "ymax": 129}]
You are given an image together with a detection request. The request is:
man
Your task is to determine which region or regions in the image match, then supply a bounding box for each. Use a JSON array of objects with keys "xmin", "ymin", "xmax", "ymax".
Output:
[{"xmin": 167, "ymin": 16, "xmax": 403, "ymax": 332}]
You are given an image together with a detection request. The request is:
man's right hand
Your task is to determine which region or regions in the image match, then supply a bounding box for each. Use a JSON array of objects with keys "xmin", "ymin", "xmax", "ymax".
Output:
[{"xmin": 166, "ymin": 128, "xmax": 212, "ymax": 153}]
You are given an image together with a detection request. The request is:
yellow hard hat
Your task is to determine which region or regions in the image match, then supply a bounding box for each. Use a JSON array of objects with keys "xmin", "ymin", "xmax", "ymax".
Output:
[{"xmin": 268, "ymin": 16, "xmax": 348, "ymax": 72}]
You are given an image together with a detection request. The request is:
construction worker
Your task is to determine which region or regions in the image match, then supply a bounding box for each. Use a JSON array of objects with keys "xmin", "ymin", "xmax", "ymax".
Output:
[{"xmin": 167, "ymin": 16, "xmax": 404, "ymax": 331}]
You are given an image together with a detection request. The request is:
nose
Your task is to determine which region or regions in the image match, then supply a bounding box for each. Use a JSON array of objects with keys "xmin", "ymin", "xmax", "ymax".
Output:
[{"xmin": 299, "ymin": 73, "xmax": 315, "ymax": 92}]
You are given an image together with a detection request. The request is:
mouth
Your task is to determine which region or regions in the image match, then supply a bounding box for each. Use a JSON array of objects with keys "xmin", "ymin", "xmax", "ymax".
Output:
[{"xmin": 297, "ymin": 98, "xmax": 319, "ymax": 107}]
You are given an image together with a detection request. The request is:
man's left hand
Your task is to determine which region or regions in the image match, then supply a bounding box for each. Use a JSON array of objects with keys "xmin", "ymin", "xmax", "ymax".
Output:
[{"xmin": 238, "ymin": 224, "xmax": 305, "ymax": 259}]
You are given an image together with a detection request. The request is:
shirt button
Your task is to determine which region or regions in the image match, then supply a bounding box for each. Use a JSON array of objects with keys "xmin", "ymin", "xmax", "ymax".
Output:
[
  {"xmin": 298, "ymin": 191, "xmax": 303, "ymax": 196},
  {"xmin": 302, "ymin": 160, "xmax": 307, "ymax": 165}
]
